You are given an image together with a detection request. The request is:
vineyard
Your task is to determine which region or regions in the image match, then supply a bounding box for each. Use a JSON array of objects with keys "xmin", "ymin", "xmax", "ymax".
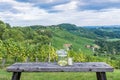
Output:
[
  {"xmin": 0, "ymin": 20, "xmax": 120, "ymax": 69},
  {"xmin": 0, "ymin": 39, "xmax": 120, "ymax": 69}
]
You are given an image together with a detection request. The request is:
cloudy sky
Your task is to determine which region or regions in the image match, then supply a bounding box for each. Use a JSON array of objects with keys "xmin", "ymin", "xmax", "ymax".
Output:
[{"xmin": 0, "ymin": 0, "xmax": 120, "ymax": 26}]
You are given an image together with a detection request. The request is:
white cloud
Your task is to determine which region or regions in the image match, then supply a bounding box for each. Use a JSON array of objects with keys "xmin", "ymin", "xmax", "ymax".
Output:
[
  {"xmin": 88, "ymin": 0, "xmax": 120, "ymax": 3},
  {"xmin": 13, "ymin": 6, "xmax": 47, "ymax": 20},
  {"xmin": 44, "ymin": 8, "xmax": 120, "ymax": 26},
  {"xmin": 46, "ymin": 0, "xmax": 59, "ymax": 3},
  {"xmin": 18, "ymin": 0, "xmax": 70, "ymax": 4},
  {"xmin": 0, "ymin": 0, "xmax": 120, "ymax": 26},
  {"xmin": 32, "ymin": 8, "xmax": 120, "ymax": 26},
  {"xmin": 25, "ymin": 0, "xmax": 55, "ymax": 3},
  {"xmin": 0, "ymin": 0, "xmax": 13, "ymax": 2},
  {"xmin": 0, "ymin": 0, "xmax": 48, "ymax": 23},
  {"xmin": 53, "ymin": 0, "xmax": 80, "ymax": 11},
  {"xmin": 72, "ymin": 9, "xmax": 120, "ymax": 26}
]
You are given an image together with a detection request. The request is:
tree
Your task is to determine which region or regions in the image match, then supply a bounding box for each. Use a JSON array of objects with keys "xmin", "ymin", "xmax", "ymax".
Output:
[
  {"xmin": 2, "ymin": 29, "xmax": 24, "ymax": 41},
  {"xmin": 5, "ymin": 23, "xmax": 11, "ymax": 29},
  {"xmin": 34, "ymin": 35, "xmax": 51, "ymax": 45},
  {"xmin": 0, "ymin": 20, "xmax": 6, "ymax": 39}
]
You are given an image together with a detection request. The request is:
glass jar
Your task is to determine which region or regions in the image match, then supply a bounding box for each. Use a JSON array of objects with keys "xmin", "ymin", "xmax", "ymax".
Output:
[{"xmin": 56, "ymin": 49, "xmax": 68, "ymax": 66}]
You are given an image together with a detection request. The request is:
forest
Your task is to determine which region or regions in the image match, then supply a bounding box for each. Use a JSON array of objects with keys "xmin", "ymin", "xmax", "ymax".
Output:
[{"xmin": 0, "ymin": 20, "xmax": 120, "ymax": 69}]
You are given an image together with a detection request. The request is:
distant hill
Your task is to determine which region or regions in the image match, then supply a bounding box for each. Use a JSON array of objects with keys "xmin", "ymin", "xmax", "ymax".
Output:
[
  {"xmin": 29, "ymin": 24, "xmax": 94, "ymax": 54},
  {"xmin": 57, "ymin": 23, "xmax": 98, "ymax": 39},
  {"xmin": 83, "ymin": 25, "xmax": 120, "ymax": 28},
  {"xmin": 28, "ymin": 23, "xmax": 120, "ymax": 53},
  {"xmin": 57, "ymin": 24, "xmax": 120, "ymax": 39},
  {"xmin": 83, "ymin": 26, "xmax": 120, "ymax": 39}
]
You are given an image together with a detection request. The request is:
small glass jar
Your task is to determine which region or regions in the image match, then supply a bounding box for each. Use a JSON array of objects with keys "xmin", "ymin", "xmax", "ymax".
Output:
[
  {"xmin": 68, "ymin": 57, "xmax": 73, "ymax": 65},
  {"xmin": 56, "ymin": 49, "xmax": 68, "ymax": 66}
]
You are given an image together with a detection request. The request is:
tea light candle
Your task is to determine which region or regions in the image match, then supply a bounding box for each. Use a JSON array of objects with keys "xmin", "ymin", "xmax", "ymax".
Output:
[{"xmin": 68, "ymin": 58, "xmax": 73, "ymax": 65}]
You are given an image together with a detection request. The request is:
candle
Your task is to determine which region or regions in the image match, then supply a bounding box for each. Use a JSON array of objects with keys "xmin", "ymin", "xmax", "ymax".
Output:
[{"xmin": 68, "ymin": 58, "xmax": 73, "ymax": 65}]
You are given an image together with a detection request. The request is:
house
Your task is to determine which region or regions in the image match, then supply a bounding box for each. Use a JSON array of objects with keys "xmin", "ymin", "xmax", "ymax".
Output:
[{"xmin": 63, "ymin": 44, "xmax": 72, "ymax": 51}]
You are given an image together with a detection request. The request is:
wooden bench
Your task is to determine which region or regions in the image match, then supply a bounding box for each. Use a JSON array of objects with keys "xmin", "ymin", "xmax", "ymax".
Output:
[{"xmin": 6, "ymin": 62, "xmax": 114, "ymax": 80}]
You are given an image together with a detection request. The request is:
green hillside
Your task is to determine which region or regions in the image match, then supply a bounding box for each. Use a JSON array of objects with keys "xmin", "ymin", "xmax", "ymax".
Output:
[
  {"xmin": 29, "ymin": 24, "xmax": 94, "ymax": 54},
  {"xmin": 58, "ymin": 23, "xmax": 98, "ymax": 39},
  {"xmin": 50, "ymin": 28, "xmax": 94, "ymax": 54}
]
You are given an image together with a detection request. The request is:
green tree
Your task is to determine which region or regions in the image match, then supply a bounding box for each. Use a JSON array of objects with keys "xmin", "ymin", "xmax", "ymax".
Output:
[
  {"xmin": 0, "ymin": 20, "xmax": 6, "ymax": 39},
  {"xmin": 2, "ymin": 29, "xmax": 24, "ymax": 41},
  {"xmin": 5, "ymin": 23, "xmax": 11, "ymax": 29}
]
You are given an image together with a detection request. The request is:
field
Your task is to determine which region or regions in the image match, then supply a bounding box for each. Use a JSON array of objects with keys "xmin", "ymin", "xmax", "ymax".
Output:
[{"xmin": 0, "ymin": 69, "xmax": 120, "ymax": 80}]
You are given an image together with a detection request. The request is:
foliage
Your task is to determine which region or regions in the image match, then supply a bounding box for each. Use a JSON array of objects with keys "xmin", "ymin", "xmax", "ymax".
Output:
[
  {"xmin": 0, "ymin": 20, "xmax": 6, "ymax": 40},
  {"xmin": 95, "ymin": 40, "xmax": 120, "ymax": 55},
  {"xmin": 0, "ymin": 20, "xmax": 120, "ymax": 69}
]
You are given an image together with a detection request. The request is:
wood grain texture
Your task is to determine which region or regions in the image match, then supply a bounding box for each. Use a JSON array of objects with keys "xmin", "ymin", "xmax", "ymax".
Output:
[{"xmin": 7, "ymin": 62, "xmax": 114, "ymax": 72}]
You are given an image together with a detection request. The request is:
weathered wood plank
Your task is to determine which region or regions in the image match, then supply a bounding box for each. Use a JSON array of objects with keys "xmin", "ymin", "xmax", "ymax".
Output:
[{"xmin": 7, "ymin": 62, "xmax": 114, "ymax": 72}]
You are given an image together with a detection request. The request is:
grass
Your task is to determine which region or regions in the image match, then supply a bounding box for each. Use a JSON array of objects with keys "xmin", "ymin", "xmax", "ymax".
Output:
[{"xmin": 0, "ymin": 69, "xmax": 119, "ymax": 80}]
